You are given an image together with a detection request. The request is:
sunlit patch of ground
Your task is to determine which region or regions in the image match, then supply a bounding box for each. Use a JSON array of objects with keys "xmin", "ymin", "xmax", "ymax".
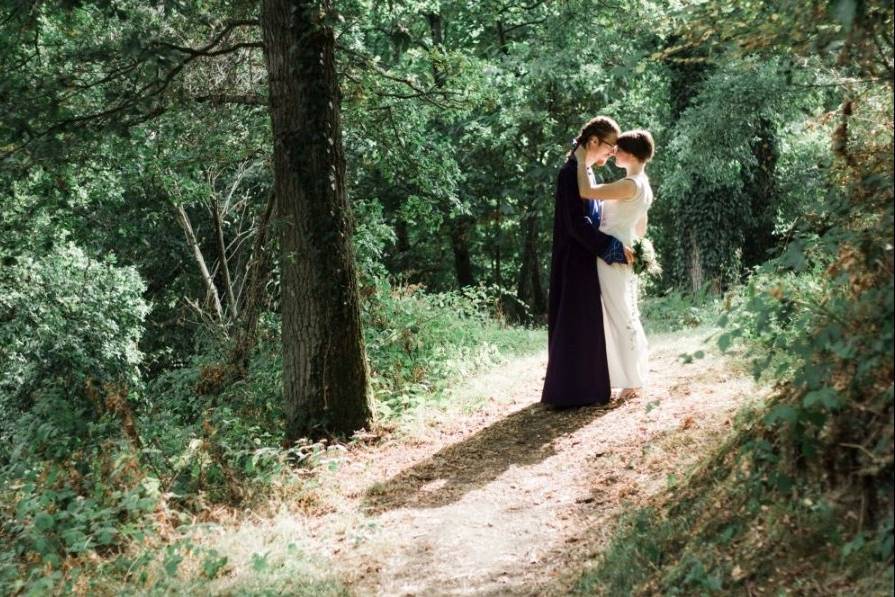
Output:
[{"xmin": 188, "ymin": 325, "xmax": 767, "ymax": 596}]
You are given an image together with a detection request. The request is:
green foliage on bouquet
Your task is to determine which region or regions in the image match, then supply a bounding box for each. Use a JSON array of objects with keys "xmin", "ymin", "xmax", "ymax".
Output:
[{"xmin": 632, "ymin": 237, "xmax": 662, "ymax": 278}]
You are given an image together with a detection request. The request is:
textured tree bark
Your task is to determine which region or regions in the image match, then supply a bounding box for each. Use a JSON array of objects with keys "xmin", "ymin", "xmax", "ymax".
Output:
[{"xmin": 260, "ymin": 0, "xmax": 371, "ymax": 440}]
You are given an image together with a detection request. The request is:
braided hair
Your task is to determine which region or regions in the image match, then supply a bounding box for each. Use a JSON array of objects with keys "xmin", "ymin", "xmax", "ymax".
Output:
[{"xmin": 569, "ymin": 116, "xmax": 621, "ymax": 157}]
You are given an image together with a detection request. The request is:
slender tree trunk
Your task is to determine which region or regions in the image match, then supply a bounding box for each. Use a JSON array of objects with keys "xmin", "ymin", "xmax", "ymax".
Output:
[
  {"xmin": 450, "ymin": 217, "xmax": 476, "ymax": 287},
  {"xmin": 428, "ymin": 10, "xmax": 476, "ymax": 288},
  {"xmin": 664, "ymin": 37, "xmax": 710, "ymax": 121},
  {"xmin": 743, "ymin": 117, "xmax": 778, "ymax": 268},
  {"xmin": 494, "ymin": 196, "xmax": 502, "ymax": 288},
  {"xmin": 211, "ymin": 195, "xmax": 238, "ymax": 320},
  {"xmin": 516, "ymin": 206, "xmax": 546, "ymax": 320},
  {"xmin": 689, "ymin": 237, "xmax": 704, "ymax": 294},
  {"xmin": 229, "ymin": 191, "xmax": 276, "ymax": 376},
  {"xmin": 174, "ymin": 203, "xmax": 224, "ymax": 321},
  {"xmin": 260, "ymin": 0, "xmax": 371, "ymax": 440},
  {"xmin": 663, "ymin": 38, "xmax": 712, "ymax": 291},
  {"xmin": 426, "ymin": 13, "xmax": 447, "ymax": 87}
]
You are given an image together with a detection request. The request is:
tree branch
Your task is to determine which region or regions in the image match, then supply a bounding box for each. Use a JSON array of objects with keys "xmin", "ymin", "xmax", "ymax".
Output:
[
  {"xmin": 152, "ymin": 18, "xmax": 259, "ymax": 55},
  {"xmin": 2, "ymin": 19, "xmax": 263, "ymax": 159},
  {"xmin": 174, "ymin": 203, "xmax": 224, "ymax": 322},
  {"xmin": 155, "ymin": 40, "xmax": 263, "ymax": 57},
  {"xmin": 193, "ymin": 93, "xmax": 267, "ymax": 106},
  {"xmin": 338, "ymin": 44, "xmax": 463, "ymax": 109}
]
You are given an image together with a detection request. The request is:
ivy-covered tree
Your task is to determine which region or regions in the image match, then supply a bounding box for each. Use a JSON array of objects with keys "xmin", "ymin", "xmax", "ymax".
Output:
[{"xmin": 260, "ymin": 0, "xmax": 371, "ymax": 438}]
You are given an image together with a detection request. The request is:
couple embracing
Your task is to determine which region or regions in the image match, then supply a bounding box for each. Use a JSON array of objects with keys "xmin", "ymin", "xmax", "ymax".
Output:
[{"xmin": 541, "ymin": 116, "xmax": 654, "ymax": 408}]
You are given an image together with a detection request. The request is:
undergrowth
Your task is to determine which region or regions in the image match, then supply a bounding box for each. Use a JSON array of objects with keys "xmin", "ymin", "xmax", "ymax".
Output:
[
  {"xmin": 575, "ymin": 86, "xmax": 894, "ymax": 595},
  {"xmin": 0, "ymin": 271, "xmax": 544, "ymax": 594},
  {"xmin": 575, "ymin": 406, "xmax": 894, "ymax": 596}
]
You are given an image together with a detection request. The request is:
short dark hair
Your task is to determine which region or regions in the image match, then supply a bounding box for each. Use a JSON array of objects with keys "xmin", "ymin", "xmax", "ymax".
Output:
[
  {"xmin": 616, "ymin": 129, "xmax": 655, "ymax": 162},
  {"xmin": 574, "ymin": 116, "xmax": 621, "ymax": 152}
]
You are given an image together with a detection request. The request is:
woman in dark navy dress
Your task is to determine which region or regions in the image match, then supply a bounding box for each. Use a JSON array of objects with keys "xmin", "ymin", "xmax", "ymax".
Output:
[{"xmin": 541, "ymin": 116, "xmax": 626, "ymax": 408}]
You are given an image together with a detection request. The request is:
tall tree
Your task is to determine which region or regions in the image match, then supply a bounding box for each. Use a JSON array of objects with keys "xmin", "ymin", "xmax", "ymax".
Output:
[
  {"xmin": 260, "ymin": 0, "xmax": 371, "ymax": 439},
  {"xmin": 426, "ymin": 9, "xmax": 477, "ymax": 288}
]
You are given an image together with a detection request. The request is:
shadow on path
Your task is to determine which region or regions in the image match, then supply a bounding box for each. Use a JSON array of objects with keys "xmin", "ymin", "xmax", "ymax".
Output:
[{"xmin": 363, "ymin": 401, "xmax": 623, "ymax": 513}]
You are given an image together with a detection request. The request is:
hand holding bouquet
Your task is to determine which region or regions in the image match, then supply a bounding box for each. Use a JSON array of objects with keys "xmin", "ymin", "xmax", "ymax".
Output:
[{"xmin": 632, "ymin": 237, "xmax": 662, "ymax": 278}]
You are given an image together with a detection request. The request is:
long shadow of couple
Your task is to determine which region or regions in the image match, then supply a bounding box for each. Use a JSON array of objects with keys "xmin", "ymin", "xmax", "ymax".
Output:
[{"xmin": 363, "ymin": 400, "xmax": 622, "ymax": 513}]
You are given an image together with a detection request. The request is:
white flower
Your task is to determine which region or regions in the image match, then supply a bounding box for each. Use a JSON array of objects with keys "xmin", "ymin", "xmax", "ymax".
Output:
[{"xmin": 633, "ymin": 238, "xmax": 662, "ymax": 278}]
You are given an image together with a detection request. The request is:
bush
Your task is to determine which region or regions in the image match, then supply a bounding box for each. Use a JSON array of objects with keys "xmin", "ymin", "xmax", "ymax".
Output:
[
  {"xmin": 141, "ymin": 321, "xmax": 287, "ymax": 506},
  {"xmin": 0, "ymin": 242, "xmax": 157, "ymax": 594},
  {"xmin": 640, "ymin": 290, "xmax": 723, "ymax": 334},
  {"xmin": 362, "ymin": 278, "xmax": 544, "ymax": 418},
  {"xmin": 0, "ymin": 243, "xmax": 149, "ymax": 451}
]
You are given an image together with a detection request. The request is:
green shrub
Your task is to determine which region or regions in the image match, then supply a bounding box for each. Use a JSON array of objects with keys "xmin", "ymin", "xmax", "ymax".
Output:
[
  {"xmin": 0, "ymin": 243, "xmax": 157, "ymax": 594},
  {"xmin": 0, "ymin": 243, "xmax": 149, "ymax": 454},
  {"xmin": 362, "ymin": 278, "xmax": 544, "ymax": 417},
  {"xmin": 640, "ymin": 290, "xmax": 723, "ymax": 334}
]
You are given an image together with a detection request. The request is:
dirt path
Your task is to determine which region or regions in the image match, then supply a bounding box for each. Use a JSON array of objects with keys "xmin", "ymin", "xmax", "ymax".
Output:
[{"xmin": 202, "ymin": 328, "xmax": 764, "ymax": 596}]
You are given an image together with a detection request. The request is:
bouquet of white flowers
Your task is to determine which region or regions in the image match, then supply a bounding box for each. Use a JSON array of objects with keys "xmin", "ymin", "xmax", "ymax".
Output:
[{"xmin": 632, "ymin": 237, "xmax": 662, "ymax": 278}]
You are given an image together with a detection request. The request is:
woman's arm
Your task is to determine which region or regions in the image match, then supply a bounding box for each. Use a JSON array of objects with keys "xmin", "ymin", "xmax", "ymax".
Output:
[
  {"xmin": 576, "ymin": 158, "xmax": 637, "ymax": 201},
  {"xmin": 635, "ymin": 213, "xmax": 648, "ymax": 238}
]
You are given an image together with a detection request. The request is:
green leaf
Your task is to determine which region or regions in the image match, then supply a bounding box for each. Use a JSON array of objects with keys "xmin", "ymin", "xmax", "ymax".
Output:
[
  {"xmin": 202, "ymin": 552, "xmax": 229, "ymax": 579},
  {"xmin": 61, "ymin": 528, "xmax": 90, "ymax": 552},
  {"xmin": 96, "ymin": 526, "xmax": 118, "ymax": 545},
  {"xmin": 34, "ymin": 512, "xmax": 55, "ymax": 531},
  {"xmin": 803, "ymin": 388, "xmax": 841, "ymax": 410},
  {"xmin": 780, "ymin": 241, "xmax": 807, "ymax": 271},
  {"xmin": 718, "ymin": 332, "xmax": 733, "ymax": 352},
  {"xmin": 765, "ymin": 404, "xmax": 798, "ymax": 425},
  {"xmin": 842, "ymin": 532, "xmax": 865, "ymax": 556},
  {"xmin": 164, "ymin": 549, "xmax": 183, "ymax": 577},
  {"xmin": 251, "ymin": 552, "xmax": 269, "ymax": 572}
]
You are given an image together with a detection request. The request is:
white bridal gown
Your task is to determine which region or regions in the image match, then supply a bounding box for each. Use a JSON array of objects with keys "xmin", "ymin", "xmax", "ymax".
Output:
[{"xmin": 597, "ymin": 172, "xmax": 653, "ymax": 389}]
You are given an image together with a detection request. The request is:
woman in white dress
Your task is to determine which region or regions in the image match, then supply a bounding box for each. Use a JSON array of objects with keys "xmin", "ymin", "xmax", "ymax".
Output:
[{"xmin": 573, "ymin": 130, "xmax": 654, "ymax": 401}]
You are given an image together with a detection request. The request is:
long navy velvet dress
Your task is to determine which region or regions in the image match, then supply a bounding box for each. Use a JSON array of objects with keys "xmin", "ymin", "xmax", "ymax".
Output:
[{"xmin": 541, "ymin": 156, "xmax": 614, "ymax": 408}]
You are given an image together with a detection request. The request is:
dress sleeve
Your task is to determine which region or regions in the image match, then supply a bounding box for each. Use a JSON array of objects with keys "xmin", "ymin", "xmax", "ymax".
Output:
[
  {"xmin": 600, "ymin": 236, "xmax": 629, "ymax": 265},
  {"xmin": 559, "ymin": 166, "xmax": 613, "ymax": 256}
]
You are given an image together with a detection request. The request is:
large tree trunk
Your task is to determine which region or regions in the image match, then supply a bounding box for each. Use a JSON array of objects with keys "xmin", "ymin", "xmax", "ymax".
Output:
[{"xmin": 260, "ymin": 0, "xmax": 371, "ymax": 440}]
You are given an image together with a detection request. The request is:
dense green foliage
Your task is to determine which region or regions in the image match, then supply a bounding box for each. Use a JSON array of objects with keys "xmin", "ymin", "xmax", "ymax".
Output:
[
  {"xmin": 1, "ymin": 0, "xmax": 892, "ymax": 592},
  {"xmin": 575, "ymin": 0, "xmax": 894, "ymax": 594}
]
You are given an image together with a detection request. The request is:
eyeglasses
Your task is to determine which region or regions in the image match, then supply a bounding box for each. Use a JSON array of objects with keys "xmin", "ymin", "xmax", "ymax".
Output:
[{"xmin": 593, "ymin": 138, "xmax": 617, "ymax": 152}]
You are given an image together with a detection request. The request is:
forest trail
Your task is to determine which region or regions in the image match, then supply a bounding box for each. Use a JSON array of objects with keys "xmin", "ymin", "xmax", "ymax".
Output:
[{"xmin": 201, "ymin": 328, "xmax": 765, "ymax": 596}]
